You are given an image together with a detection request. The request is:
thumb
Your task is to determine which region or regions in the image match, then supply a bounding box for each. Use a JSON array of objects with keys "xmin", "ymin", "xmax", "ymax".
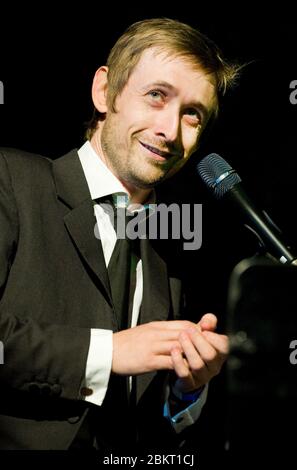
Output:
[{"xmin": 198, "ymin": 313, "xmax": 217, "ymax": 332}]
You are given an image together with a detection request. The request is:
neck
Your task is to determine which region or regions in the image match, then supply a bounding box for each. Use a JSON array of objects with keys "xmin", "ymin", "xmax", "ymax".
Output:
[{"xmin": 123, "ymin": 185, "xmax": 152, "ymax": 205}]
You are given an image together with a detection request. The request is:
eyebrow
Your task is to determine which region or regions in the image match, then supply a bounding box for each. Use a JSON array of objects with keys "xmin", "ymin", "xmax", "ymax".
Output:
[
  {"xmin": 141, "ymin": 81, "xmax": 175, "ymax": 94},
  {"xmin": 141, "ymin": 81, "xmax": 213, "ymax": 121}
]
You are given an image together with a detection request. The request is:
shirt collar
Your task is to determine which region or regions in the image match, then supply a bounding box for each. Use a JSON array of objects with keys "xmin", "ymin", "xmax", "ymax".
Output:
[{"xmin": 78, "ymin": 140, "xmax": 156, "ymax": 210}]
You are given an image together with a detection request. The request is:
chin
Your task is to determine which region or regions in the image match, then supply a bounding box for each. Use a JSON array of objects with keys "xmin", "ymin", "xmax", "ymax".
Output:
[{"xmin": 128, "ymin": 171, "xmax": 167, "ymax": 189}]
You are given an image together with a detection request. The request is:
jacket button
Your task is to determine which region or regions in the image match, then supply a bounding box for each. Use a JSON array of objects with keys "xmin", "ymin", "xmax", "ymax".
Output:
[
  {"xmin": 172, "ymin": 416, "xmax": 184, "ymax": 424},
  {"xmin": 80, "ymin": 387, "xmax": 93, "ymax": 397},
  {"xmin": 68, "ymin": 416, "xmax": 81, "ymax": 424}
]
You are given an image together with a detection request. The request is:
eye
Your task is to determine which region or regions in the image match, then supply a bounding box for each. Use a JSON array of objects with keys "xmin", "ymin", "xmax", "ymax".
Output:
[
  {"xmin": 149, "ymin": 90, "xmax": 161, "ymax": 98},
  {"xmin": 184, "ymin": 108, "xmax": 201, "ymax": 121},
  {"xmin": 183, "ymin": 108, "xmax": 203, "ymax": 128},
  {"xmin": 147, "ymin": 89, "xmax": 166, "ymax": 102}
]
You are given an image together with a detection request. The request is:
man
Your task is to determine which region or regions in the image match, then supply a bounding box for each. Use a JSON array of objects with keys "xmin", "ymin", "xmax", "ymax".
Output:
[{"xmin": 0, "ymin": 18, "xmax": 237, "ymax": 450}]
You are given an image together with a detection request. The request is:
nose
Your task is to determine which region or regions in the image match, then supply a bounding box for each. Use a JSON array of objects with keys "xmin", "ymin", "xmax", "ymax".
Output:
[{"xmin": 153, "ymin": 108, "xmax": 181, "ymax": 144}]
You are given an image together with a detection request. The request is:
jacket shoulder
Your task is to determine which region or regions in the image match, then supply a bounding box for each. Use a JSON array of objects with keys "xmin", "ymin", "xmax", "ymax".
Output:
[
  {"xmin": 0, "ymin": 147, "xmax": 52, "ymax": 171},
  {"xmin": 0, "ymin": 148, "xmax": 64, "ymax": 196}
]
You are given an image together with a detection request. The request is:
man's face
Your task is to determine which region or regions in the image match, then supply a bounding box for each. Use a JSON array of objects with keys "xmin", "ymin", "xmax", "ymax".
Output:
[{"xmin": 98, "ymin": 48, "xmax": 217, "ymax": 190}]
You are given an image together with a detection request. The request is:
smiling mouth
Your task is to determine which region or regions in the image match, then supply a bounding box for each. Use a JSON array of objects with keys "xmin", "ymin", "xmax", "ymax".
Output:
[{"xmin": 140, "ymin": 141, "xmax": 178, "ymax": 160}]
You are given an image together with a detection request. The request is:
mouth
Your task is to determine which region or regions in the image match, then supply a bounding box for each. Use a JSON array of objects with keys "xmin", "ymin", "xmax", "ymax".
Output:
[{"xmin": 139, "ymin": 141, "xmax": 179, "ymax": 162}]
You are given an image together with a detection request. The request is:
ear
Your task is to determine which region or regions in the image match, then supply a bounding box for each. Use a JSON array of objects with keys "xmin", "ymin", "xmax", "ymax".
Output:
[{"xmin": 91, "ymin": 66, "xmax": 108, "ymax": 113}]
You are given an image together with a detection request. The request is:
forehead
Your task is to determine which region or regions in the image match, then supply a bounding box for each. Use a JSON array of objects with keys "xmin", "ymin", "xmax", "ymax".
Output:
[{"xmin": 127, "ymin": 48, "xmax": 217, "ymax": 107}]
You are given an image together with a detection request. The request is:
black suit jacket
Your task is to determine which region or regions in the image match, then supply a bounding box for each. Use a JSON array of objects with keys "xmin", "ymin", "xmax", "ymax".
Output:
[{"xmin": 0, "ymin": 148, "xmax": 184, "ymax": 450}]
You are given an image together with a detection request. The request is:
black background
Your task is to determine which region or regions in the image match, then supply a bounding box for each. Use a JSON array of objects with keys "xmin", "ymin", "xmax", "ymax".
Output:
[
  {"xmin": 1, "ymin": 5, "xmax": 297, "ymax": 464},
  {"xmin": 1, "ymin": 7, "xmax": 297, "ymax": 243}
]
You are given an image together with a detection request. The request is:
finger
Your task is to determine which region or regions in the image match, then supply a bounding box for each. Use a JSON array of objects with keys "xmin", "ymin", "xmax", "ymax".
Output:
[
  {"xmin": 151, "ymin": 354, "xmax": 175, "ymax": 371},
  {"xmin": 171, "ymin": 347, "xmax": 190, "ymax": 378},
  {"xmin": 172, "ymin": 341, "xmax": 210, "ymax": 388},
  {"xmin": 179, "ymin": 331, "xmax": 207, "ymax": 372},
  {"xmin": 150, "ymin": 320, "xmax": 196, "ymax": 331},
  {"xmin": 202, "ymin": 331, "xmax": 229, "ymax": 356},
  {"xmin": 155, "ymin": 340, "xmax": 182, "ymax": 355},
  {"xmin": 151, "ymin": 329, "xmax": 192, "ymax": 343},
  {"xmin": 198, "ymin": 313, "xmax": 217, "ymax": 332},
  {"xmin": 148, "ymin": 321, "xmax": 197, "ymax": 342},
  {"xmin": 186, "ymin": 329, "xmax": 223, "ymax": 375}
]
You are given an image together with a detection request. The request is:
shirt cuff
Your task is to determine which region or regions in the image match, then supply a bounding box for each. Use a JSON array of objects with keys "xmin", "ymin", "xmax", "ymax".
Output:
[
  {"xmin": 164, "ymin": 383, "xmax": 208, "ymax": 434},
  {"xmin": 84, "ymin": 329, "xmax": 113, "ymax": 406}
]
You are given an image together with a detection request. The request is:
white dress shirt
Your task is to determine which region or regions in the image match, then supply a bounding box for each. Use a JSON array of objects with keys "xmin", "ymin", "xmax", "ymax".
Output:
[{"xmin": 78, "ymin": 141, "xmax": 207, "ymax": 432}]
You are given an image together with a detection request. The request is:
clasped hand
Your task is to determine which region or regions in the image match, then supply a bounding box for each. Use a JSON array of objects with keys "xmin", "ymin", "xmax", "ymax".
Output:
[{"xmin": 112, "ymin": 314, "xmax": 229, "ymax": 393}]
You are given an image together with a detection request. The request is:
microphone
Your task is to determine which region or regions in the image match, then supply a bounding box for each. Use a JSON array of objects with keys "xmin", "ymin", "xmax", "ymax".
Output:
[{"xmin": 197, "ymin": 153, "xmax": 297, "ymax": 265}]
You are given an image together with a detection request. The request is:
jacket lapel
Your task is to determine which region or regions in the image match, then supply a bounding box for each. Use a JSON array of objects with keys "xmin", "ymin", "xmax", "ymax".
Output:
[
  {"xmin": 53, "ymin": 149, "xmax": 111, "ymax": 303},
  {"xmin": 140, "ymin": 238, "xmax": 170, "ymax": 324}
]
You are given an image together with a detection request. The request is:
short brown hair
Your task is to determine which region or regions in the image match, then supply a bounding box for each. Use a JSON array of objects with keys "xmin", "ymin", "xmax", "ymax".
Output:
[{"xmin": 86, "ymin": 18, "xmax": 239, "ymax": 140}]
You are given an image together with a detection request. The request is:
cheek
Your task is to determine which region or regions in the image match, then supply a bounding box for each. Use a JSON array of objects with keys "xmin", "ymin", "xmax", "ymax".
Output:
[
  {"xmin": 122, "ymin": 100, "xmax": 155, "ymax": 132},
  {"xmin": 109, "ymin": 114, "xmax": 131, "ymax": 147},
  {"xmin": 119, "ymin": 110, "xmax": 148, "ymax": 139},
  {"xmin": 183, "ymin": 128, "xmax": 201, "ymax": 155}
]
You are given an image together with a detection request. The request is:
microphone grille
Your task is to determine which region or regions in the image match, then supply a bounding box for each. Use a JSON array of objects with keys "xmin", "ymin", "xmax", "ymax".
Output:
[{"xmin": 197, "ymin": 153, "xmax": 241, "ymax": 199}]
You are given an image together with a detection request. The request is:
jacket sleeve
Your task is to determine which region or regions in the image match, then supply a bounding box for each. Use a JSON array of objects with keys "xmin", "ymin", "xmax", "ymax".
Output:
[{"xmin": 0, "ymin": 151, "xmax": 90, "ymax": 403}]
